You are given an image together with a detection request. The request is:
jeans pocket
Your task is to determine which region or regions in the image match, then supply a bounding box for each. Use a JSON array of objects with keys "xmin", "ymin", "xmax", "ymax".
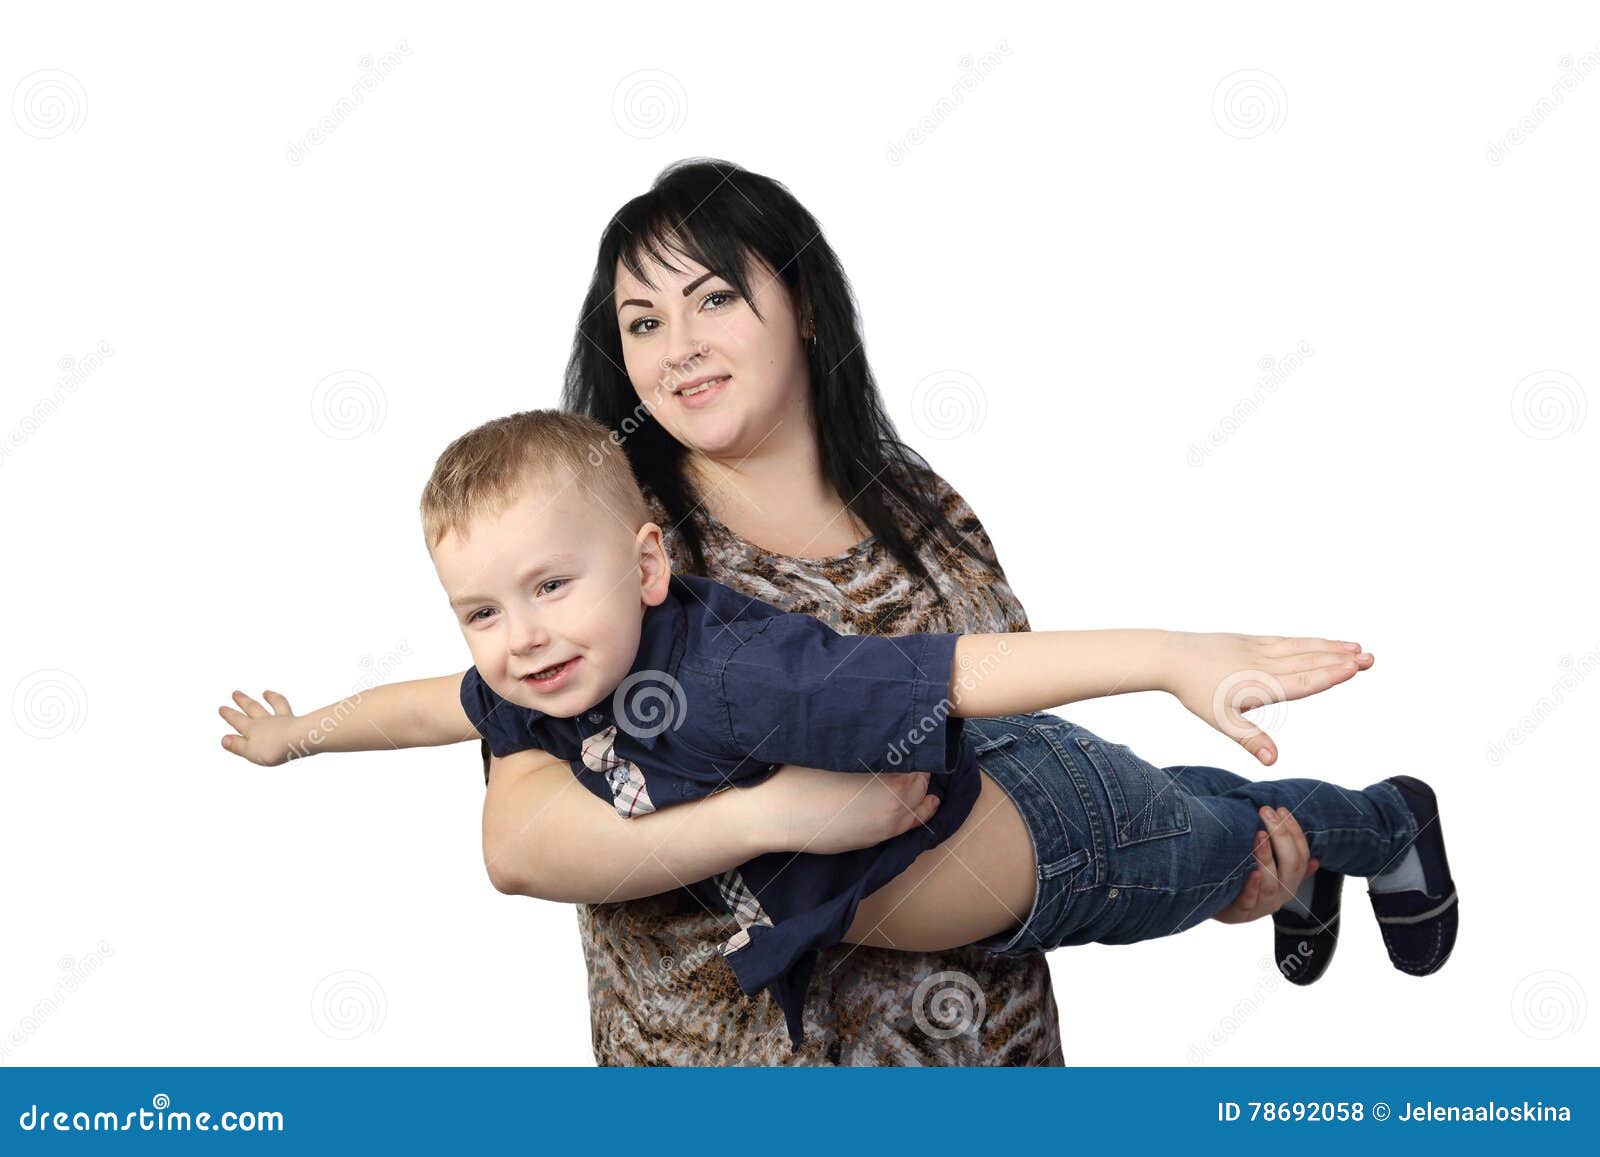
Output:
[{"xmin": 1073, "ymin": 733, "xmax": 1191, "ymax": 848}]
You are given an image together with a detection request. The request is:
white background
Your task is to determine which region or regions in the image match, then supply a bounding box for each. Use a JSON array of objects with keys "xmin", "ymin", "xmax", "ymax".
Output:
[{"xmin": 3, "ymin": 2, "xmax": 1595, "ymax": 1066}]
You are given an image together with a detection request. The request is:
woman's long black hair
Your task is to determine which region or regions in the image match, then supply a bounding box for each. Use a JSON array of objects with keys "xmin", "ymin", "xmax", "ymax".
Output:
[{"xmin": 562, "ymin": 158, "xmax": 991, "ymax": 591}]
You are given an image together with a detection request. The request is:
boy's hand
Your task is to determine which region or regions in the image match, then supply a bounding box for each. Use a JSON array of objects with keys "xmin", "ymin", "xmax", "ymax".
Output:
[
  {"xmin": 743, "ymin": 764, "xmax": 942, "ymax": 854},
  {"xmin": 218, "ymin": 690, "xmax": 306, "ymax": 766},
  {"xmin": 1163, "ymin": 633, "xmax": 1374, "ymax": 766}
]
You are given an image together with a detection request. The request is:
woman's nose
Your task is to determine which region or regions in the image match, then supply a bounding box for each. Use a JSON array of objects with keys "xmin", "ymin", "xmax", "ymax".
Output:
[{"xmin": 662, "ymin": 334, "xmax": 711, "ymax": 388}]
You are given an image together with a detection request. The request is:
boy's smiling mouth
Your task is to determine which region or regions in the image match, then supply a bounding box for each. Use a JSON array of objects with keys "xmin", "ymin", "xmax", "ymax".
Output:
[{"xmin": 521, "ymin": 656, "xmax": 581, "ymax": 691}]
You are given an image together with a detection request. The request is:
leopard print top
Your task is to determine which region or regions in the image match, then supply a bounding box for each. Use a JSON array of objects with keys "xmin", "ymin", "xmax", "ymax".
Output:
[{"xmin": 508, "ymin": 461, "xmax": 1064, "ymax": 1065}]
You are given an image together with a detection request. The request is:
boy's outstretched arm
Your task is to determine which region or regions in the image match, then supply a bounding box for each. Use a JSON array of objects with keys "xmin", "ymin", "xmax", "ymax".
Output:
[
  {"xmin": 218, "ymin": 673, "xmax": 480, "ymax": 765},
  {"xmin": 948, "ymin": 630, "xmax": 1373, "ymax": 765}
]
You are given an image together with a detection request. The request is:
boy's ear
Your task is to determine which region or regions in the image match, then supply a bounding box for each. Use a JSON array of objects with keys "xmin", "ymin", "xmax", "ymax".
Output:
[{"xmin": 636, "ymin": 522, "xmax": 672, "ymax": 606}]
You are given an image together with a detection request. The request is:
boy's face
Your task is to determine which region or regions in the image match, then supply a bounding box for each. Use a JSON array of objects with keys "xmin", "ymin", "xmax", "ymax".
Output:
[{"xmin": 430, "ymin": 473, "xmax": 671, "ymax": 718}]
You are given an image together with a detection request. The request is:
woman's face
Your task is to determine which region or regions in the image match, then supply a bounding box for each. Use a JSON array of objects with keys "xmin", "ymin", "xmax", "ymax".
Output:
[{"xmin": 613, "ymin": 249, "xmax": 811, "ymax": 459}]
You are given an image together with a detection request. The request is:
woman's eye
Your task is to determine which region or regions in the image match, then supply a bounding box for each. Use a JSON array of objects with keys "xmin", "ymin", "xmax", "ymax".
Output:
[
  {"xmin": 702, "ymin": 290, "xmax": 736, "ymax": 311},
  {"xmin": 627, "ymin": 317, "xmax": 660, "ymax": 336},
  {"xmin": 538, "ymin": 578, "xmax": 568, "ymax": 596}
]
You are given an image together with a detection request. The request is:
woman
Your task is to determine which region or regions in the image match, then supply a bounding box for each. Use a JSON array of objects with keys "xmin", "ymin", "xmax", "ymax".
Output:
[{"xmin": 480, "ymin": 159, "xmax": 1316, "ymax": 1065}]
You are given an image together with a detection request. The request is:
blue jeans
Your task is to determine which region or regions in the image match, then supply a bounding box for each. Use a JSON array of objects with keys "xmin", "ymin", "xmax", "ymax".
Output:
[{"xmin": 966, "ymin": 712, "xmax": 1420, "ymax": 955}]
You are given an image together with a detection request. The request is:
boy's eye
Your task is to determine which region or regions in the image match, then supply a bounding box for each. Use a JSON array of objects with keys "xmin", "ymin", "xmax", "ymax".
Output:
[
  {"xmin": 467, "ymin": 607, "xmax": 496, "ymax": 624},
  {"xmin": 538, "ymin": 578, "xmax": 568, "ymax": 596}
]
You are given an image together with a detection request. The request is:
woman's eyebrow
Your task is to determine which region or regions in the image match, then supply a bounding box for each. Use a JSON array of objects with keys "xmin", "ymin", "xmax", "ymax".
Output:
[
  {"xmin": 681, "ymin": 272, "xmax": 716, "ymax": 295},
  {"xmin": 617, "ymin": 297, "xmax": 652, "ymax": 312}
]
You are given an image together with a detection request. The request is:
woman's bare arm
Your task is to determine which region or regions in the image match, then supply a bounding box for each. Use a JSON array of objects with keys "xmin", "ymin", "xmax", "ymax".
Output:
[{"xmin": 481, "ymin": 748, "xmax": 942, "ymax": 903}]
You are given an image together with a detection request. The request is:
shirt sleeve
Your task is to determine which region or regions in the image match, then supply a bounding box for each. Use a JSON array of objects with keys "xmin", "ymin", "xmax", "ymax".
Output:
[
  {"xmin": 459, "ymin": 668, "xmax": 544, "ymax": 759},
  {"xmin": 718, "ymin": 613, "xmax": 964, "ymax": 774}
]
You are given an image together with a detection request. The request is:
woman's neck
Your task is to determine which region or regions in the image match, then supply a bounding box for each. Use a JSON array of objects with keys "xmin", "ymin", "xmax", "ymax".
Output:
[{"xmin": 684, "ymin": 422, "xmax": 871, "ymax": 557}]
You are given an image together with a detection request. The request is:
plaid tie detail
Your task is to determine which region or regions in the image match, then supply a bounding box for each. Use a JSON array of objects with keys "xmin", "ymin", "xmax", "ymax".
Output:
[
  {"xmin": 714, "ymin": 868, "xmax": 773, "ymax": 957},
  {"xmin": 579, "ymin": 725, "xmax": 657, "ymax": 818}
]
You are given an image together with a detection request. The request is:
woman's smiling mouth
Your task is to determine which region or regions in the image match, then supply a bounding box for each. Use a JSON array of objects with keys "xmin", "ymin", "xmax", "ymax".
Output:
[{"xmin": 675, "ymin": 375, "xmax": 730, "ymax": 407}]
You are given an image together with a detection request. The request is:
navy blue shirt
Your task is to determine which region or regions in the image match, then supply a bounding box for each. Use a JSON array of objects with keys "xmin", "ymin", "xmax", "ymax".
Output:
[{"xmin": 460, "ymin": 573, "xmax": 981, "ymax": 1049}]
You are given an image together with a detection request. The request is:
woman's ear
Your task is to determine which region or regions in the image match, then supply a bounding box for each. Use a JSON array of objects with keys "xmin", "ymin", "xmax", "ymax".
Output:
[{"xmin": 636, "ymin": 522, "xmax": 673, "ymax": 606}]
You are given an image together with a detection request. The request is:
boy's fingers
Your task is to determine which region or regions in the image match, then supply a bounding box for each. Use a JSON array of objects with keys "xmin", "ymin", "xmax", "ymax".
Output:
[
  {"xmin": 231, "ymin": 691, "xmax": 268, "ymax": 718},
  {"xmin": 263, "ymin": 691, "xmax": 293, "ymax": 715},
  {"xmin": 218, "ymin": 705, "xmax": 249, "ymax": 732}
]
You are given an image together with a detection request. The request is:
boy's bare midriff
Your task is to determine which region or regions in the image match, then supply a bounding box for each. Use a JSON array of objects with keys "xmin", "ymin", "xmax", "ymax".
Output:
[{"xmin": 844, "ymin": 768, "xmax": 1037, "ymax": 951}]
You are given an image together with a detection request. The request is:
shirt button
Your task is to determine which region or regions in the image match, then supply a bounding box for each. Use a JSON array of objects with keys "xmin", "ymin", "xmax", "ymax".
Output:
[{"xmin": 587, "ymin": 711, "xmax": 604, "ymax": 724}]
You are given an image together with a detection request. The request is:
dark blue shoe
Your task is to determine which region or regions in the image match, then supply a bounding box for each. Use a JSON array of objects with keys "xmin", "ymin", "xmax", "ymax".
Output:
[
  {"xmin": 1273, "ymin": 870, "xmax": 1343, "ymax": 985},
  {"xmin": 1367, "ymin": 775, "xmax": 1458, "ymax": 976}
]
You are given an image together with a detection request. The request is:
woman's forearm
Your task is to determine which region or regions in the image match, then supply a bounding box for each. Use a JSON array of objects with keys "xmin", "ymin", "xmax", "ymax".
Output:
[
  {"xmin": 948, "ymin": 629, "xmax": 1173, "ymax": 717},
  {"xmin": 481, "ymin": 747, "xmax": 766, "ymax": 903}
]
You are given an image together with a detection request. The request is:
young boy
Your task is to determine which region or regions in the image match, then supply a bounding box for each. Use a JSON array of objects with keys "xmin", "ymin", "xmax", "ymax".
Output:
[{"xmin": 219, "ymin": 410, "xmax": 1459, "ymax": 1049}]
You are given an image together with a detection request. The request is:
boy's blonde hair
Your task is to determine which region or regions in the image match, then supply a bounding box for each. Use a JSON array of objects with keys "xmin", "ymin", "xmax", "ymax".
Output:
[{"xmin": 420, "ymin": 409, "xmax": 651, "ymax": 550}]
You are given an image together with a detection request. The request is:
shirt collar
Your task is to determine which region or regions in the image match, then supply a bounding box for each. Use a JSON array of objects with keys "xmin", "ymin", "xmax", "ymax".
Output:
[{"xmin": 587, "ymin": 579, "xmax": 688, "ymax": 751}]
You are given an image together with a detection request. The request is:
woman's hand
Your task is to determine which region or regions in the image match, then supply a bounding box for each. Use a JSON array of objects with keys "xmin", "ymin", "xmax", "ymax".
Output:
[
  {"xmin": 741, "ymin": 765, "xmax": 941, "ymax": 854},
  {"xmin": 218, "ymin": 690, "xmax": 304, "ymax": 766},
  {"xmin": 1163, "ymin": 633, "xmax": 1374, "ymax": 765},
  {"xmin": 1211, "ymin": 806, "xmax": 1321, "ymax": 923}
]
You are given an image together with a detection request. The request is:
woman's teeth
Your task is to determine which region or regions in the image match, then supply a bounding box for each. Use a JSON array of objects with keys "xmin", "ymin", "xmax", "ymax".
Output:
[{"xmin": 680, "ymin": 376, "xmax": 727, "ymax": 396}]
